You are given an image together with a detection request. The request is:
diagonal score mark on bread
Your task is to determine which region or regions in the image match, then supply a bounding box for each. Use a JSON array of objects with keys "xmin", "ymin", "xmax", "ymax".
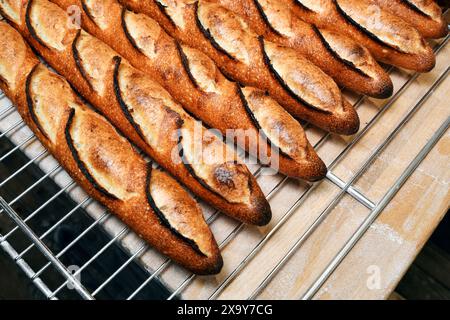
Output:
[
  {"xmin": 333, "ymin": 0, "xmax": 429, "ymax": 54},
  {"xmin": 0, "ymin": 0, "xmax": 21, "ymax": 24},
  {"xmin": 146, "ymin": 165, "xmax": 213, "ymax": 258},
  {"xmin": 239, "ymin": 87, "xmax": 309, "ymax": 163},
  {"xmin": 26, "ymin": 64, "xmax": 72, "ymax": 142},
  {"xmin": 196, "ymin": 0, "xmax": 256, "ymax": 65},
  {"xmin": 26, "ymin": 0, "xmax": 74, "ymax": 50},
  {"xmin": 293, "ymin": 0, "xmax": 328, "ymax": 13},
  {"xmin": 176, "ymin": 43, "xmax": 222, "ymax": 94},
  {"xmin": 260, "ymin": 38, "xmax": 344, "ymax": 114},
  {"xmin": 401, "ymin": 0, "xmax": 439, "ymax": 19},
  {"xmin": 121, "ymin": 7, "xmax": 162, "ymax": 59},
  {"xmin": 154, "ymin": 0, "xmax": 197, "ymax": 30},
  {"xmin": 0, "ymin": 21, "xmax": 222, "ymax": 272},
  {"xmin": 312, "ymin": 27, "xmax": 373, "ymax": 78},
  {"xmin": 81, "ymin": 0, "xmax": 112, "ymax": 29},
  {"xmin": 73, "ymin": 30, "xmax": 116, "ymax": 95}
]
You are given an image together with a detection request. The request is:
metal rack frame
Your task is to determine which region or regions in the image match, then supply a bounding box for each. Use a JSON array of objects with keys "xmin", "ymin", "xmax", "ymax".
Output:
[{"xmin": 0, "ymin": 28, "xmax": 449, "ymax": 300}]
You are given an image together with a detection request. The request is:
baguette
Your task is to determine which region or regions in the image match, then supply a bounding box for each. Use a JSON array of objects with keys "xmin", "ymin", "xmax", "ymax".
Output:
[
  {"xmin": 1, "ymin": 0, "xmax": 272, "ymax": 226},
  {"xmin": 0, "ymin": 21, "xmax": 222, "ymax": 274},
  {"xmin": 291, "ymin": 0, "xmax": 436, "ymax": 72},
  {"xmin": 49, "ymin": 0, "xmax": 327, "ymax": 181},
  {"xmin": 119, "ymin": 0, "xmax": 360, "ymax": 135},
  {"xmin": 211, "ymin": 0, "xmax": 393, "ymax": 99},
  {"xmin": 368, "ymin": 0, "xmax": 448, "ymax": 39}
]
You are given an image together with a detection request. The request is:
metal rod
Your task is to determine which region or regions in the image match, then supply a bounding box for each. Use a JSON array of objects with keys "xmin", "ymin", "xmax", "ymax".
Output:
[
  {"xmin": 0, "ymin": 104, "xmax": 15, "ymax": 120},
  {"xmin": 0, "ymin": 134, "xmax": 36, "ymax": 162},
  {"xmin": 92, "ymin": 244, "xmax": 148, "ymax": 296},
  {"xmin": 248, "ymin": 66, "xmax": 449, "ymax": 300},
  {"xmin": 1, "ymin": 162, "xmax": 61, "ymax": 233},
  {"xmin": 11, "ymin": 169, "xmax": 69, "ymax": 208},
  {"xmin": 326, "ymin": 172, "xmax": 375, "ymax": 210},
  {"xmin": 48, "ymin": 226, "xmax": 129, "ymax": 298},
  {"xmin": 0, "ymin": 197, "xmax": 93, "ymax": 300},
  {"xmin": 302, "ymin": 115, "xmax": 450, "ymax": 300},
  {"xmin": 0, "ymin": 119, "xmax": 25, "ymax": 138},
  {"xmin": 0, "ymin": 149, "xmax": 49, "ymax": 187},
  {"xmin": 15, "ymin": 197, "xmax": 93, "ymax": 260},
  {"xmin": 126, "ymin": 257, "xmax": 171, "ymax": 300},
  {"xmin": 0, "ymin": 236, "xmax": 54, "ymax": 299},
  {"xmin": 32, "ymin": 210, "xmax": 111, "ymax": 280}
]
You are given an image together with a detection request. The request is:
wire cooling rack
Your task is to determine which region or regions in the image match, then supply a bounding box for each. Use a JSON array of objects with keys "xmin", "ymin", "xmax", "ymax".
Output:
[{"xmin": 0, "ymin": 18, "xmax": 449, "ymax": 299}]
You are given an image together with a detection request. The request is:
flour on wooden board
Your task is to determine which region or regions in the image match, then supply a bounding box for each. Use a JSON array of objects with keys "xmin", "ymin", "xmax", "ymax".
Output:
[{"xmin": 369, "ymin": 222, "xmax": 404, "ymax": 245}]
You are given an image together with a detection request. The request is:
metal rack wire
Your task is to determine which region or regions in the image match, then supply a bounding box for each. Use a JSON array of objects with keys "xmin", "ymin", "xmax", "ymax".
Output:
[{"xmin": 0, "ymin": 26, "xmax": 449, "ymax": 300}]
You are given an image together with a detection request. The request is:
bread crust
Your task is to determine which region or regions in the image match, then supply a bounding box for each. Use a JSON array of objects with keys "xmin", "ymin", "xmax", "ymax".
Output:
[
  {"xmin": 369, "ymin": 0, "xmax": 448, "ymax": 39},
  {"xmin": 291, "ymin": 0, "xmax": 436, "ymax": 72},
  {"xmin": 0, "ymin": 21, "xmax": 223, "ymax": 274},
  {"xmin": 49, "ymin": 0, "xmax": 327, "ymax": 181},
  {"xmin": 2, "ymin": 0, "xmax": 272, "ymax": 226},
  {"xmin": 118, "ymin": 0, "xmax": 360, "ymax": 135},
  {"xmin": 213, "ymin": 0, "xmax": 393, "ymax": 98}
]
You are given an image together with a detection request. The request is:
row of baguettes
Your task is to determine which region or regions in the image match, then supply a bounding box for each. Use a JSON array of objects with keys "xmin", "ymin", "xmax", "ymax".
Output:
[
  {"xmin": 207, "ymin": 0, "xmax": 446, "ymax": 82},
  {"xmin": 1, "ymin": 0, "xmax": 273, "ymax": 227},
  {"xmin": 116, "ymin": 0, "xmax": 446, "ymax": 86},
  {"xmin": 0, "ymin": 21, "xmax": 223, "ymax": 274},
  {"xmin": 211, "ymin": 0, "xmax": 394, "ymax": 99},
  {"xmin": 117, "ymin": 0, "xmax": 362, "ymax": 135},
  {"xmin": 49, "ymin": 0, "xmax": 328, "ymax": 181},
  {"xmin": 368, "ymin": 0, "xmax": 448, "ymax": 39},
  {"xmin": 291, "ymin": 0, "xmax": 441, "ymax": 71}
]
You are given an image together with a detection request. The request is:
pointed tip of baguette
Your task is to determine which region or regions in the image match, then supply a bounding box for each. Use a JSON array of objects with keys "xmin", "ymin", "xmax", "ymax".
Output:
[
  {"xmin": 373, "ymin": 79, "xmax": 394, "ymax": 100},
  {"xmin": 204, "ymin": 254, "xmax": 224, "ymax": 276},
  {"xmin": 303, "ymin": 150, "xmax": 328, "ymax": 182},
  {"xmin": 252, "ymin": 197, "xmax": 273, "ymax": 226},
  {"xmin": 334, "ymin": 102, "xmax": 360, "ymax": 136}
]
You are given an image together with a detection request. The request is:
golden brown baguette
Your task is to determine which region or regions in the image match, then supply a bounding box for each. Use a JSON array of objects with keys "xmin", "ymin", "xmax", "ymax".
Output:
[
  {"xmin": 368, "ymin": 0, "xmax": 448, "ymax": 39},
  {"xmin": 1, "ymin": 0, "xmax": 272, "ymax": 226},
  {"xmin": 211, "ymin": 0, "xmax": 393, "ymax": 98},
  {"xmin": 118, "ymin": 0, "xmax": 360, "ymax": 135},
  {"xmin": 0, "ymin": 21, "xmax": 223, "ymax": 274},
  {"xmin": 48, "ymin": 0, "xmax": 326, "ymax": 182},
  {"xmin": 291, "ymin": 0, "xmax": 436, "ymax": 72}
]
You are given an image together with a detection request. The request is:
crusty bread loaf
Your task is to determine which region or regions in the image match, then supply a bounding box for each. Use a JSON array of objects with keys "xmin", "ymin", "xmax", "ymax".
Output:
[
  {"xmin": 291, "ymin": 0, "xmax": 436, "ymax": 72},
  {"xmin": 1, "ymin": 0, "xmax": 272, "ymax": 226},
  {"xmin": 0, "ymin": 21, "xmax": 223, "ymax": 274},
  {"xmin": 48, "ymin": 0, "xmax": 327, "ymax": 182},
  {"xmin": 118, "ymin": 0, "xmax": 360, "ymax": 135},
  {"xmin": 369, "ymin": 0, "xmax": 448, "ymax": 39},
  {"xmin": 211, "ymin": 0, "xmax": 393, "ymax": 98}
]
